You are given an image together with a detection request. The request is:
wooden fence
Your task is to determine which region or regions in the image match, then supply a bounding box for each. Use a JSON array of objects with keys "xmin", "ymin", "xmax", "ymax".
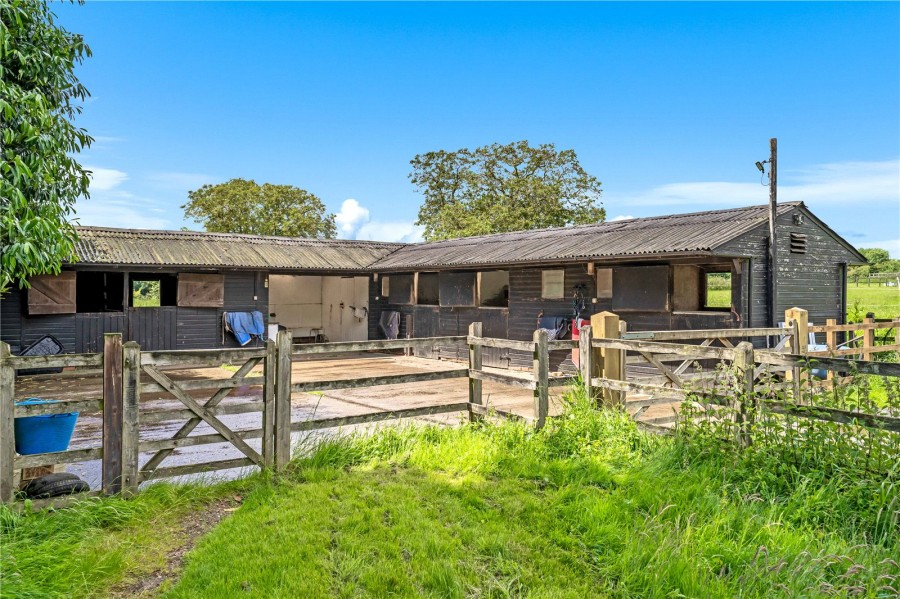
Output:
[
  {"xmin": 0, "ymin": 328, "xmax": 578, "ymax": 508},
  {"xmin": 3, "ymin": 307, "xmax": 898, "ymax": 508}
]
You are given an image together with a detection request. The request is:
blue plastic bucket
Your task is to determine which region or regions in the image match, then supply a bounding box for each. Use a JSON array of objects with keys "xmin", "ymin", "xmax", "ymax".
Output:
[{"xmin": 14, "ymin": 398, "xmax": 79, "ymax": 455}]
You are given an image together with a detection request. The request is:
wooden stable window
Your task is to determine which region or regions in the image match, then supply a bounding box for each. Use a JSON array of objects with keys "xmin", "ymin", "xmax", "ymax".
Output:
[
  {"xmin": 176, "ymin": 273, "xmax": 225, "ymax": 308},
  {"xmin": 416, "ymin": 273, "xmax": 439, "ymax": 305},
  {"xmin": 439, "ymin": 271, "xmax": 476, "ymax": 307},
  {"xmin": 387, "ymin": 273, "xmax": 414, "ymax": 305},
  {"xmin": 611, "ymin": 266, "xmax": 669, "ymax": 311},
  {"xmin": 381, "ymin": 276, "xmax": 390, "ymax": 298},
  {"xmin": 541, "ymin": 270, "xmax": 565, "ymax": 299},
  {"xmin": 596, "ymin": 268, "xmax": 613, "ymax": 299},
  {"xmin": 479, "ymin": 270, "xmax": 509, "ymax": 307},
  {"xmin": 703, "ymin": 271, "xmax": 732, "ymax": 309},
  {"xmin": 28, "ymin": 272, "xmax": 76, "ymax": 315},
  {"xmin": 131, "ymin": 274, "xmax": 177, "ymax": 308}
]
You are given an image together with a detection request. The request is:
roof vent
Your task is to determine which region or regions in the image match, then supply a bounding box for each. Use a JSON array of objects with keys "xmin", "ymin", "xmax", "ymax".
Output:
[{"xmin": 790, "ymin": 232, "xmax": 807, "ymax": 254}]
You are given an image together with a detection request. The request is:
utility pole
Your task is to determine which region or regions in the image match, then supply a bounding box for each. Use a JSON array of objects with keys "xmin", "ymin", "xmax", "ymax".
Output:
[{"xmin": 767, "ymin": 138, "xmax": 778, "ymax": 327}]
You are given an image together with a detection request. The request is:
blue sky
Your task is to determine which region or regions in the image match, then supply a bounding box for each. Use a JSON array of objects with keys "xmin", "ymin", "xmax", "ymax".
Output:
[{"xmin": 58, "ymin": 2, "xmax": 899, "ymax": 255}]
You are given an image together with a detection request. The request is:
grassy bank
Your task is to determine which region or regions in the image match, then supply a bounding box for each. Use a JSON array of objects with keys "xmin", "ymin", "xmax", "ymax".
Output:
[
  {"xmin": 848, "ymin": 283, "xmax": 900, "ymax": 320},
  {"xmin": 3, "ymin": 390, "xmax": 898, "ymax": 598}
]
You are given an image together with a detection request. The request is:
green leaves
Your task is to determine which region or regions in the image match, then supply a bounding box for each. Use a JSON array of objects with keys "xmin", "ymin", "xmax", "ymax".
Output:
[
  {"xmin": 182, "ymin": 178, "xmax": 337, "ymax": 239},
  {"xmin": 1, "ymin": 0, "xmax": 92, "ymax": 292},
  {"xmin": 410, "ymin": 140, "xmax": 605, "ymax": 241}
]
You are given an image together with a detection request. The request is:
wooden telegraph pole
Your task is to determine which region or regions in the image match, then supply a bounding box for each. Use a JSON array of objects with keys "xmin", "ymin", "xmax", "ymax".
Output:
[{"xmin": 767, "ymin": 138, "xmax": 778, "ymax": 327}]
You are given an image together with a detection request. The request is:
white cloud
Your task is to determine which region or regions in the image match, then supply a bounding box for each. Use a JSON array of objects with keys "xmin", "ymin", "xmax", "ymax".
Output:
[
  {"xmin": 355, "ymin": 221, "xmax": 425, "ymax": 243},
  {"xmin": 85, "ymin": 166, "xmax": 128, "ymax": 192},
  {"xmin": 334, "ymin": 198, "xmax": 424, "ymax": 243},
  {"xmin": 612, "ymin": 159, "xmax": 899, "ymax": 208},
  {"xmin": 335, "ymin": 198, "xmax": 370, "ymax": 236},
  {"xmin": 73, "ymin": 194, "xmax": 170, "ymax": 230},
  {"xmin": 609, "ymin": 214, "xmax": 635, "ymax": 222}
]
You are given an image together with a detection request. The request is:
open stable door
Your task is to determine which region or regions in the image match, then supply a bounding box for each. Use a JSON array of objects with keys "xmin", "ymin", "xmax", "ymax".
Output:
[{"xmin": 322, "ymin": 276, "xmax": 369, "ymax": 342}]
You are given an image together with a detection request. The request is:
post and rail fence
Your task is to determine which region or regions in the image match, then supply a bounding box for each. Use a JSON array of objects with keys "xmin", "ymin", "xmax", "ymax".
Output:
[{"xmin": 2, "ymin": 308, "xmax": 898, "ymax": 509}]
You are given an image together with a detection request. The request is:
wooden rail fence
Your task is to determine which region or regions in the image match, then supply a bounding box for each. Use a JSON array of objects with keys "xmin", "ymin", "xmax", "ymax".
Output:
[{"xmin": 2, "ymin": 307, "xmax": 897, "ymax": 508}]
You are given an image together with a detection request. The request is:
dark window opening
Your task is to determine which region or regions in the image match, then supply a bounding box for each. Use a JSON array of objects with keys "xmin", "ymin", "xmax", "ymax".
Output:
[
  {"xmin": 417, "ymin": 273, "xmax": 439, "ymax": 305},
  {"xmin": 388, "ymin": 273, "xmax": 415, "ymax": 305},
  {"xmin": 439, "ymin": 271, "xmax": 477, "ymax": 307},
  {"xmin": 479, "ymin": 271, "xmax": 509, "ymax": 307},
  {"xmin": 130, "ymin": 274, "xmax": 177, "ymax": 308},
  {"xmin": 703, "ymin": 271, "xmax": 732, "ymax": 309},
  {"xmin": 76, "ymin": 272, "xmax": 125, "ymax": 313}
]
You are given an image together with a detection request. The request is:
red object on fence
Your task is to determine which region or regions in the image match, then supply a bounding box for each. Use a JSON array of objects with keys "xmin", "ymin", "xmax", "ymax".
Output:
[{"xmin": 571, "ymin": 318, "xmax": 589, "ymax": 367}]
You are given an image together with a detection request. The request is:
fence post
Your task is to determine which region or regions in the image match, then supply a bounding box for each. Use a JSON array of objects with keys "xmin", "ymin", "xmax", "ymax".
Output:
[
  {"xmin": 262, "ymin": 338, "xmax": 276, "ymax": 469},
  {"xmin": 579, "ymin": 325, "xmax": 593, "ymax": 401},
  {"xmin": 274, "ymin": 329, "xmax": 293, "ymax": 471},
  {"xmin": 862, "ymin": 316, "xmax": 875, "ymax": 361},
  {"xmin": 733, "ymin": 341, "xmax": 754, "ymax": 448},
  {"xmin": 102, "ymin": 333, "xmax": 124, "ymax": 495},
  {"xmin": 825, "ymin": 318, "xmax": 837, "ymax": 380},
  {"xmin": 591, "ymin": 311, "xmax": 624, "ymax": 406},
  {"xmin": 785, "ymin": 307, "xmax": 808, "ymax": 400},
  {"xmin": 0, "ymin": 343, "xmax": 15, "ymax": 503},
  {"xmin": 533, "ymin": 329, "xmax": 549, "ymax": 429},
  {"xmin": 121, "ymin": 342, "xmax": 140, "ymax": 497},
  {"xmin": 468, "ymin": 322, "xmax": 483, "ymax": 422}
]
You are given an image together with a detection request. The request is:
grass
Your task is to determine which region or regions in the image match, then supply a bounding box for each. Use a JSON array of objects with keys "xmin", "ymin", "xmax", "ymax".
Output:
[
  {"xmin": 707, "ymin": 283, "xmax": 899, "ymax": 320},
  {"xmin": 3, "ymin": 389, "xmax": 898, "ymax": 598},
  {"xmin": 0, "ymin": 480, "xmax": 247, "ymax": 598},
  {"xmin": 847, "ymin": 283, "xmax": 900, "ymax": 320}
]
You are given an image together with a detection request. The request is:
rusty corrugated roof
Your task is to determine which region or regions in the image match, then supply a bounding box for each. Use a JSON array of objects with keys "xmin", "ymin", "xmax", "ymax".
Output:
[
  {"xmin": 72, "ymin": 227, "xmax": 403, "ymax": 271},
  {"xmin": 71, "ymin": 203, "xmax": 814, "ymax": 272},
  {"xmin": 369, "ymin": 203, "xmax": 802, "ymax": 270}
]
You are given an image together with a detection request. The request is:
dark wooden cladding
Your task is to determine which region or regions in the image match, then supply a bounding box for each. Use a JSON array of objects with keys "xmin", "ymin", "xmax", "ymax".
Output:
[
  {"xmin": 2, "ymin": 270, "xmax": 268, "ymax": 355},
  {"xmin": 27, "ymin": 272, "xmax": 76, "ymax": 315},
  {"xmin": 177, "ymin": 273, "xmax": 225, "ymax": 307}
]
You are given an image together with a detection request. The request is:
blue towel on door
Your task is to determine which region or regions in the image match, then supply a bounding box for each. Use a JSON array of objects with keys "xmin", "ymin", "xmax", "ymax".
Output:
[{"xmin": 224, "ymin": 311, "xmax": 265, "ymax": 346}]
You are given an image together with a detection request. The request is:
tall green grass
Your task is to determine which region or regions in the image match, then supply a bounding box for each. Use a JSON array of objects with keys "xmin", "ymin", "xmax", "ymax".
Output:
[{"xmin": 168, "ymin": 387, "xmax": 899, "ymax": 597}]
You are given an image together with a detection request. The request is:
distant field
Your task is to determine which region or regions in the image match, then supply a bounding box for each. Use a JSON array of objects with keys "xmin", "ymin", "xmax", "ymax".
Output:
[
  {"xmin": 703, "ymin": 284, "xmax": 898, "ymax": 320},
  {"xmin": 847, "ymin": 284, "xmax": 900, "ymax": 320}
]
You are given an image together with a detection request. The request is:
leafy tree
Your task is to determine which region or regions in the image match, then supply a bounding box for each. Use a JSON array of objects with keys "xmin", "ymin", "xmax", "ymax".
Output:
[
  {"xmin": 183, "ymin": 179, "xmax": 337, "ymax": 238},
  {"xmin": 1, "ymin": 0, "xmax": 92, "ymax": 292},
  {"xmin": 410, "ymin": 141, "xmax": 604, "ymax": 240},
  {"xmin": 860, "ymin": 248, "xmax": 889, "ymax": 267}
]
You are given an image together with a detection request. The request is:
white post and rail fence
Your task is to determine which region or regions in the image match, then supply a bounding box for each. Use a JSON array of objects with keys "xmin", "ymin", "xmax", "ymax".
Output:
[{"xmin": 2, "ymin": 308, "xmax": 898, "ymax": 509}]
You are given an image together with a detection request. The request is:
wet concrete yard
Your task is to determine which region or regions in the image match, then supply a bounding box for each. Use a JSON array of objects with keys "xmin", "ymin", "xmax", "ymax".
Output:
[{"xmin": 14, "ymin": 353, "xmax": 675, "ymax": 490}]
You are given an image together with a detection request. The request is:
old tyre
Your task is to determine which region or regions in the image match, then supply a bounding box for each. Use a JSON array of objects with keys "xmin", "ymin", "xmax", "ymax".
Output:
[{"xmin": 22, "ymin": 473, "xmax": 90, "ymax": 499}]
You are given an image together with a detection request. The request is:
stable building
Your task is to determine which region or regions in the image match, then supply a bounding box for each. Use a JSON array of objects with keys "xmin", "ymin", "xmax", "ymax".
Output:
[{"xmin": 0, "ymin": 202, "xmax": 865, "ymax": 366}]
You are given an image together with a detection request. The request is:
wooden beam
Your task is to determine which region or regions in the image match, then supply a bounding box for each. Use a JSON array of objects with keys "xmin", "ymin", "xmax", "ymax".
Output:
[
  {"xmin": 275, "ymin": 329, "xmax": 293, "ymax": 470},
  {"xmin": 262, "ymin": 339, "xmax": 276, "ymax": 469},
  {"xmin": 0, "ymin": 343, "xmax": 15, "ymax": 503},
  {"xmin": 141, "ymin": 348, "xmax": 266, "ymax": 367},
  {"xmin": 594, "ymin": 337, "xmax": 736, "ymax": 361},
  {"xmin": 291, "ymin": 369, "xmax": 469, "ymax": 393},
  {"xmin": 292, "ymin": 336, "xmax": 467, "ymax": 355},
  {"xmin": 466, "ymin": 337, "xmax": 535, "ymax": 352},
  {"xmin": 733, "ymin": 341, "xmax": 754, "ymax": 448},
  {"xmin": 579, "ymin": 325, "xmax": 594, "ymax": 401},
  {"xmin": 591, "ymin": 311, "xmax": 624, "ymax": 405},
  {"xmin": 468, "ymin": 369, "xmax": 535, "ymax": 390},
  {"xmin": 7, "ymin": 353, "xmax": 103, "ymax": 370},
  {"xmin": 121, "ymin": 341, "xmax": 140, "ymax": 497},
  {"xmin": 533, "ymin": 329, "xmax": 550, "ymax": 428},
  {"xmin": 622, "ymin": 327, "xmax": 785, "ymax": 341},
  {"xmin": 638, "ymin": 351, "xmax": 684, "ymax": 387},
  {"xmin": 291, "ymin": 402, "xmax": 470, "ymax": 432},
  {"xmin": 468, "ymin": 322, "xmax": 483, "ymax": 422},
  {"xmin": 102, "ymin": 334, "xmax": 124, "ymax": 495}
]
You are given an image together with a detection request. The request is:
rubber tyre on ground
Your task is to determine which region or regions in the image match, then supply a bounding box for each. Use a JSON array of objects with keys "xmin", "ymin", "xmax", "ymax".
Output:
[{"xmin": 21, "ymin": 473, "xmax": 90, "ymax": 499}]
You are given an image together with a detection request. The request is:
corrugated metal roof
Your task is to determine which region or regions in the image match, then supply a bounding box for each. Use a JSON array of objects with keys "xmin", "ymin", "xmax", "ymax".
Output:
[
  {"xmin": 370, "ymin": 202, "xmax": 802, "ymax": 270},
  {"xmin": 72, "ymin": 227, "xmax": 403, "ymax": 271}
]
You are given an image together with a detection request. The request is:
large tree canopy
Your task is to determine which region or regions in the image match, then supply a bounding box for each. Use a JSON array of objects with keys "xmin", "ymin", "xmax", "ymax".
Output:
[
  {"xmin": 1, "ymin": 0, "xmax": 92, "ymax": 292},
  {"xmin": 410, "ymin": 141, "xmax": 604, "ymax": 241},
  {"xmin": 183, "ymin": 179, "xmax": 337, "ymax": 238}
]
